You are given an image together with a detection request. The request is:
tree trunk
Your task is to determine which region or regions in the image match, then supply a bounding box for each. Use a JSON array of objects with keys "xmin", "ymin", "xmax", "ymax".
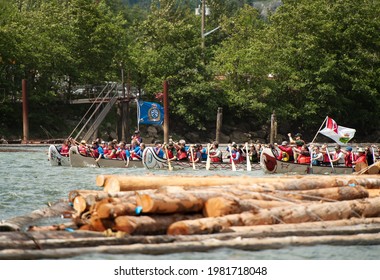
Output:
[
  {"xmin": 113, "ymin": 214, "xmax": 203, "ymax": 235},
  {"xmin": 136, "ymin": 193, "xmax": 204, "ymax": 214},
  {"xmin": 100, "ymin": 174, "xmax": 380, "ymax": 192},
  {"xmin": 168, "ymin": 196, "xmax": 380, "ymax": 235}
]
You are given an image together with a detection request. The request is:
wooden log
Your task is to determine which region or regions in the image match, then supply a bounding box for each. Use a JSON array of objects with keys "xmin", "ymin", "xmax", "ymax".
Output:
[
  {"xmin": 96, "ymin": 199, "xmax": 137, "ymax": 219},
  {"xmin": 203, "ymin": 197, "xmax": 298, "ymax": 217},
  {"xmin": 3, "ymin": 232, "xmax": 380, "ymax": 259},
  {"xmin": 102, "ymin": 175, "xmax": 299, "ymax": 192},
  {"xmin": 113, "ymin": 214, "xmax": 203, "ymax": 235},
  {"xmin": 0, "ymin": 200, "xmax": 73, "ymax": 232},
  {"xmin": 136, "ymin": 193, "xmax": 204, "ymax": 214},
  {"xmin": 101, "ymin": 174, "xmax": 380, "ymax": 192},
  {"xmin": 276, "ymin": 185, "xmax": 369, "ymax": 201},
  {"xmin": 167, "ymin": 196, "xmax": 380, "ymax": 235},
  {"xmin": 3, "ymin": 217, "xmax": 380, "ymax": 251}
]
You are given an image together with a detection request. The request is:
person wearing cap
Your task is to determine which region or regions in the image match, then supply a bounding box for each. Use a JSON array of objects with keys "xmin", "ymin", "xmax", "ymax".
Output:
[
  {"xmin": 288, "ymin": 133, "xmax": 305, "ymax": 162},
  {"xmin": 131, "ymin": 130, "xmax": 143, "ymax": 149},
  {"xmin": 174, "ymin": 139, "xmax": 188, "ymax": 161},
  {"xmin": 330, "ymin": 144, "xmax": 345, "ymax": 165},
  {"xmin": 78, "ymin": 140, "xmax": 88, "ymax": 156},
  {"xmin": 344, "ymin": 146, "xmax": 354, "ymax": 167},
  {"xmin": 166, "ymin": 141, "xmax": 178, "ymax": 161},
  {"xmin": 90, "ymin": 140, "xmax": 102, "ymax": 159},
  {"xmin": 275, "ymin": 140, "xmax": 294, "ymax": 162},
  {"xmin": 353, "ymin": 147, "xmax": 368, "ymax": 172},
  {"xmin": 116, "ymin": 141, "xmax": 128, "ymax": 160}
]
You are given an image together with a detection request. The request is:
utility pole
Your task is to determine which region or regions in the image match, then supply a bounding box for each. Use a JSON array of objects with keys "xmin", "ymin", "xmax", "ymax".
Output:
[{"xmin": 201, "ymin": 0, "xmax": 205, "ymax": 49}]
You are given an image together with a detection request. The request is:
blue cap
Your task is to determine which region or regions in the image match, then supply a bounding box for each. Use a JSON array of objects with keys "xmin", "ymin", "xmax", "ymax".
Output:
[{"xmin": 345, "ymin": 146, "xmax": 352, "ymax": 151}]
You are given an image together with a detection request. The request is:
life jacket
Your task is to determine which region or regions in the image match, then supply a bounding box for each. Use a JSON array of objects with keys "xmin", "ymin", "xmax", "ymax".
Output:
[
  {"xmin": 60, "ymin": 145, "xmax": 70, "ymax": 157},
  {"xmin": 107, "ymin": 149, "xmax": 117, "ymax": 159},
  {"xmin": 167, "ymin": 149, "xmax": 174, "ymax": 159},
  {"xmin": 188, "ymin": 150, "xmax": 198, "ymax": 162},
  {"xmin": 355, "ymin": 155, "xmax": 367, "ymax": 164},
  {"xmin": 297, "ymin": 154, "xmax": 311, "ymax": 164},
  {"xmin": 209, "ymin": 148, "xmax": 222, "ymax": 163},
  {"xmin": 279, "ymin": 151, "xmax": 290, "ymax": 162},
  {"xmin": 78, "ymin": 145, "xmax": 88, "ymax": 156},
  {"xmin": 91, "ymin": 148, "xmax": 99, "ymax": 158},
  {"xmin": 344, "ymin": 152, "xmax": 353, "ymax": 167},
  {"xmin": 177, "ymin": 148, "xmax": 188, "ymax": 160},
  {"xmin": 231, "ymin": 150, "xmax": 241, "ymax": 163}
]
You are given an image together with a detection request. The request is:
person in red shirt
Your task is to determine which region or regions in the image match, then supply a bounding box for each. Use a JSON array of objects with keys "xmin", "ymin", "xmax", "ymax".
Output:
[
  {"xmin": 353, "ymin": 147, "xmax": 368, "ymax": 172},
  {"xmin": 275, "ymin": 141, "xmax": 294, "ymax": 162}
]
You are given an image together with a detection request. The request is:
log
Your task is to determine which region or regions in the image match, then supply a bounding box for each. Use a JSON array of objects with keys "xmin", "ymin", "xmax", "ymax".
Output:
[
  {"xmin": 113, "ymin": 214, "xmax": 203, "ymax": 235},
  {"xmin": 136, "ymin": 193, "xmax": 204, "ymax": 214},
  {"xmin": 101, "ymin": 174, "xmax": 380, "ymax": 192},
  {"xmin": 3, "ymin": 217, "xmax": 380, "ymax": 251},
  {"xmin": 276, "ymin": 185, "xmax": 369, "ymax": 201},
  {"xmin": 0, "ymin": 200, "xmax": 73, "ymax": 232},
  {"xmin": 101, "ymin": 175, "xmax": 299, "ymax": 192},
  {"xmin": 4, "ymin": 232, "xmax": 380, "ymax": 260},
  {"xmin": 203, "ymin": 197, "xmax": 298, "ymax": 217},
  {"xmin": 96, "ymin": 199, "xmax": 137, "ymax": 219},
  {"xmin": 167, "ymin": 196, "xmax": 380, "ymax": 235}
]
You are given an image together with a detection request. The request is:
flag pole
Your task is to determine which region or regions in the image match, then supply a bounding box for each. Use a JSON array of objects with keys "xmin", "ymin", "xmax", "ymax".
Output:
[{"xmin": 310, "ymin": 116, "xmax": 328, "ymax": 144}]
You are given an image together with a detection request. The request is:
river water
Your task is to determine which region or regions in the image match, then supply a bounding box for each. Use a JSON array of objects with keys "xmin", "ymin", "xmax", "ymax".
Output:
[{"xmin": 1, "ymin": 145, "xmax": 380, "ymax": 260}]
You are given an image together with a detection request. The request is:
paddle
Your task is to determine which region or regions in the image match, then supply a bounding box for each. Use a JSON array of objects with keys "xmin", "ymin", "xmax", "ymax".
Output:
[
  {"xmin": 228, "ymin": 144, "xmax": 237, "ymax": 172},
  {"xmin": 308, "ymin": 146, "xmax": 314, "ymax": 174},
  {"xmin": 121, "ymin": 152, "xmax": 129, "ymax": 167},
  {"xmin": 206, "ymin": 143, "xmax": 211, "ymax": 170},
  {"xmin": 245, "ymin": 142, "xmax": 251, "ymax": 171},
  {"xmin": 190, "ymin": 145, "xmax": 196, "ymax": 170},
  {"xmin": 325, "ymin": 147, "xmax": 335, "ymax": 173},
  {"xmin": 164, "ymin": 144, "xmax": 173, "ymax": 171}
]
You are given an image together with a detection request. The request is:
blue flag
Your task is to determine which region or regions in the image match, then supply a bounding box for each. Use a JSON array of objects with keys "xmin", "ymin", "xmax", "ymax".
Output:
[{"xmin": 137, "ymin": 100, "xmax": 164, "ymax": 125}]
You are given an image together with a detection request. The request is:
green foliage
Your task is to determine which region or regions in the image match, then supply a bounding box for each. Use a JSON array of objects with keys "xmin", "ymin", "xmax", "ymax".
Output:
[{"xmin": 0, "ymin": 0, "xmax": 379, "ymax": 141}]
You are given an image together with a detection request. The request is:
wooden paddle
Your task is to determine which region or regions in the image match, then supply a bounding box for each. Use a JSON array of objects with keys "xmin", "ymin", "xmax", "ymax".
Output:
[
  {"xmin": 190, "ymin": 145, "xmax": 196, "ymax": 170},
  {"xmin": 228, "ymin": 144, "xmax": 237, "ymax": 172},
  {"xmin": 164, "ymin": 144, "xmax": 173, "ymax": 171},
  {"xmin": 245, "ymin": 142, "xmax": 251, "ymax": 171},
  {"xmin": 206, "ymin": 143, "xmax": 211, "ymax": 170}
]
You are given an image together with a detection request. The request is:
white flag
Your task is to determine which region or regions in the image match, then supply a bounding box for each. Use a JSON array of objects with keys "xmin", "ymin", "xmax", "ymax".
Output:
[{"xmin": 319, "ymin": 117, "xmax": 356, "ymax": 145}]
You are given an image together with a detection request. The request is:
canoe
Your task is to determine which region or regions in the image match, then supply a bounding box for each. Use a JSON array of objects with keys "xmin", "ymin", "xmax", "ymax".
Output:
[
  {"xmin": 260, "ymin": 147, "xmax": 353, "ymax": 175},
  {"xmin": 48, "ymin": 145, "xmax": 70, "ymax": 166},
  {"xmin": 69, "ymin": 146, "xmax": 144, "ymax": 168},
  {"xmin": 142, "ymin": 146, "xmax": 261, "ymax": 171}
]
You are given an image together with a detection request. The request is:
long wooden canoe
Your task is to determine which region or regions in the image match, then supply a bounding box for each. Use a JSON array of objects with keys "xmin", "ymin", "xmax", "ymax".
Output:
[
  {"xmin": 69, "ymin": 146, "xmax": 144, "ymax": 168},
  {"xmin": 142, "ymin": 146, "xmax": 261, "ymax": 171},
  {"xmin": 260, "ymin": 147, "xmax": 353, "ymax": 175},
  {"xmin": 48, "ymin": 145, "xmax": 71, "ymax": 166}
]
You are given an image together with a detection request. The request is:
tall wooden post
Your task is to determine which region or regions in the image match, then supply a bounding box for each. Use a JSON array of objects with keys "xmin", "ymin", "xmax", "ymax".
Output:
[
  {"xmin": 201, "ymin": 0, "xmax": 205, "ymax": 49},
  {"xmin": 22, "ymin": 79, "xmax": 29, "ymax": 143},
  {"xmin": 216, "ymin": 107, "xmax": 222, "ymax": 143},
  {"xmin": 163, "ymin": 80, "xmax": 169, "ymax": 143},
  {"xmin": 270, "ymin": 110, "xmax": 276, "ymax": 144}
]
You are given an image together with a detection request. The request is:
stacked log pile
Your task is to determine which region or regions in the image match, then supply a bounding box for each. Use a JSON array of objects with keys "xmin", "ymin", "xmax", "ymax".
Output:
[{"xmin": 68, "ymin": 174, "xmax": 380, "ymax": 236}]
